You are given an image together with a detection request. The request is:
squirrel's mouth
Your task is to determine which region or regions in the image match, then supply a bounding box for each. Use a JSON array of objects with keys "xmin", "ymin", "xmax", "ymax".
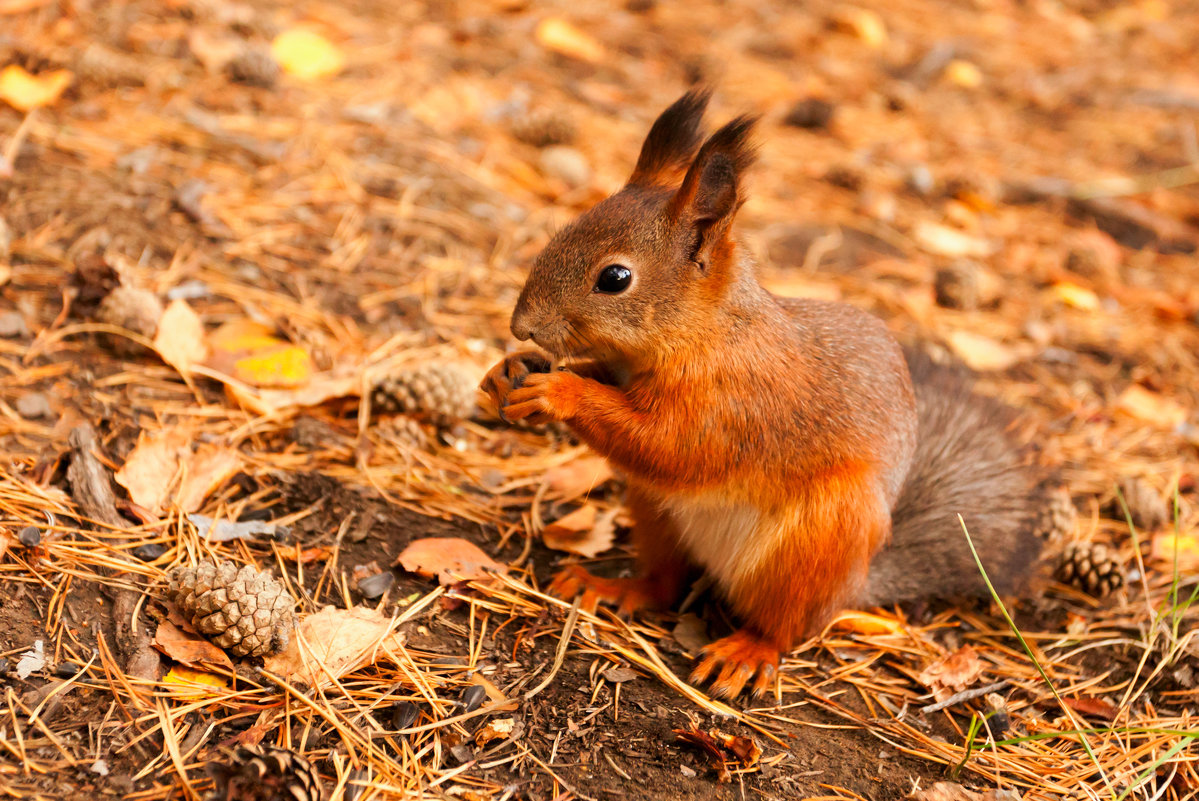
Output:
[{"xmin": 532, "ymin": 319, "xmax": 592, "ymax": 360}]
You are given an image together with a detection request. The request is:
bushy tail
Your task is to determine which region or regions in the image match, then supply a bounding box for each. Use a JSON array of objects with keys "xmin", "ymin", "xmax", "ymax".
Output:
[{"xmin": 862, "ymin": 348, "xmax": 1050, "ymax": 606}]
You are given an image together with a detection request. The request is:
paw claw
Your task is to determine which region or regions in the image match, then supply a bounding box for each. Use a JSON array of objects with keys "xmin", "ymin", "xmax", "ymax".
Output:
[
  {"xmin": 689, "ymin": 630, "xmax": 780, "ymax": 699},
  {"xmin": 546, "ymin": 566, "xmax": 660, "ymax": 617}
]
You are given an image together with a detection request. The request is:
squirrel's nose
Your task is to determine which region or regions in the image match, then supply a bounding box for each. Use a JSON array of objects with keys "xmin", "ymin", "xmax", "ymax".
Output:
[{"xmin": 510, "ymin": 310, "xmax": 534, "ymax": 342}]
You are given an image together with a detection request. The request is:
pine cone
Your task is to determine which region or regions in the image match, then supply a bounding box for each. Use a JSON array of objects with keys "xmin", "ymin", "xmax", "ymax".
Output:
[
  {"xmin": 373, "ymin": 415, "xmax": 430, "ymax": 451},
  {"xmin": 371, "ymin": 362, "xmax": 479, "ymax": 422},
  {"xmin": 209, "ymin": 744, "xmax": 324, "ymax": 801},
  {"xmin": 1117, "ymin": 476, "xmax": 1169, "ymax": 532},
  {"xmin": 510, "ymin": 108, "xmax": 577, "ymax": 148},
  {"xmin": 226, "ymin": 45, "xmax": 280, "ymax": 88},
  {"xmin": 167, "ymin": 560, "xmax": 294, "ymax": 657},
  {"xmin": 1032, "ymin": 484, "xmax": 1077, "ymax": 543},
  {"xmin": 1055, "ymin": 542, "xmax": 1124, "ymax": 597},
  {"xmin": 95, "ymin": 286, "xmax": 164, "ymax": 357}
]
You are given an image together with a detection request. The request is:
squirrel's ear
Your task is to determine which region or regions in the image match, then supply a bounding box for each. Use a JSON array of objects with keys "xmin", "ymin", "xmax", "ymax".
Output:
[
  {"xmin": 627, "ymin": 88, "xmax": 711, "ymax": 187},
  {"xmin": 668, "ymin": 115, "xmax": 758, "ymax": 269}
]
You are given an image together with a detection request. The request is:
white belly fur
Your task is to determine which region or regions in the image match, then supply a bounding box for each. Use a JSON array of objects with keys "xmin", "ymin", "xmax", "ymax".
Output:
[{"xmin": 663, "ymin": 494, "xmax": 766, "ymax": 590}]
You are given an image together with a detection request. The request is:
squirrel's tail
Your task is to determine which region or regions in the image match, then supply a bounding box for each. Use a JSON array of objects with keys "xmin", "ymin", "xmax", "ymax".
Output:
[{"xmin": 863, "ymin": 347, "xmax": 1057, "ymax": 606}]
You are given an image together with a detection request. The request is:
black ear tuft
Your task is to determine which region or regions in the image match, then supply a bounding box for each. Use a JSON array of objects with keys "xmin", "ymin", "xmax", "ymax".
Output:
[
  {"xmin": 669, "ymin": 114, "xmax": 759, "ymax": 224},
  {"xmin": 627, "ymin": 88, "xmax": 712, "ymax": 187}
]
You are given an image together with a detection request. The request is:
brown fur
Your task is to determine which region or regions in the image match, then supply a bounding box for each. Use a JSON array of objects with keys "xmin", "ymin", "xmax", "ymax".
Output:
[{"xmin": 482, "ymin": 91, "xmax": 1047, "ymax": 697}]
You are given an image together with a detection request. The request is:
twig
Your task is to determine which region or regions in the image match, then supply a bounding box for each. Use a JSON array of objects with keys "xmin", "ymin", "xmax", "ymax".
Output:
[
  {"xmin": 523, "ymin": 597, "xmax": 580, "ymax": 701},
  {"xmin": 920, "ymin": 681, "xmax": 1008, "ymax": 715}
]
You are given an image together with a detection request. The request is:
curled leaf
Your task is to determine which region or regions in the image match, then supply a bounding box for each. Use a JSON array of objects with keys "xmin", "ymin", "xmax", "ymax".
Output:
[{"xmin": 262, "ymin": 606, "xmax": 405, "ymax": 688}]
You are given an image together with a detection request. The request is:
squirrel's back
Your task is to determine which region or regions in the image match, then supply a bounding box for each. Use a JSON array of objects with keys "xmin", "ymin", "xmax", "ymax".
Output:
[{"xmin": 863, "ymin": 347, "xmax": 1046, "ymax": 604}]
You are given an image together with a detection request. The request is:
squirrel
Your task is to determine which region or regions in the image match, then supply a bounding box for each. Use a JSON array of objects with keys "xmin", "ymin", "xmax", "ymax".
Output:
[{"xmin": 481, "ymin": 89, "xmax": 1064, "ymax": 698}]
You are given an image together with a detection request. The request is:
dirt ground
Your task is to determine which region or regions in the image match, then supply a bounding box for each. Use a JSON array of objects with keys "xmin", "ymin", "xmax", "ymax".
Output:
[{"xmin": 1, "ymin": 0, "xmax": 1198, "ymax": 799}]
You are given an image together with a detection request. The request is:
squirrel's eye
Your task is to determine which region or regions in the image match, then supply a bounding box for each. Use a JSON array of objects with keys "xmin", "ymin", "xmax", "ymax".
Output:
[{"xmin": 593, "ymin": 264, "xmax": 632, "ymax": 294}]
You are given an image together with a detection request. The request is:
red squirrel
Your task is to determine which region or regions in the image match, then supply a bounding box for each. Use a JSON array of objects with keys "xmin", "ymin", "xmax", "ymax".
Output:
[{"xmin": 481, "ymin": 90, "xmax": 1055, "ymax": 698}]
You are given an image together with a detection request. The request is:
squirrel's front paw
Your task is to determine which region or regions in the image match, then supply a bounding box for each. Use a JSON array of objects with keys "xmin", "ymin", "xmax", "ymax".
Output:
[
  {"xmin": 480, "ymin": 350, "xmax": 552, "ymax": 421},
  {"xmin": 690, "ymin": 630, "xmax": 781, "ymax": 699},
  {"xmin": 501, "ymin": 370, "xmax": 584, "ymax": 424}
]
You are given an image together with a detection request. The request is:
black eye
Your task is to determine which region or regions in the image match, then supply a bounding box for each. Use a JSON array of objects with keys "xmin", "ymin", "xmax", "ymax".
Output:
[{"xmin": 593, "ymin": 264, "xmax": 632, "ymax": 294}]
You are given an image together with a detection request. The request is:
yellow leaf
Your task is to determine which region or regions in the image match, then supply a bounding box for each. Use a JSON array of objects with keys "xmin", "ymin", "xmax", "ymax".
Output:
[
  {"xmin": 831, "ymin": 7, "xmax": 887, "ymax": 48},
  {"xmin": 271, "ymin": 29, "xmax": 344, "ymax": 80},
  {"xmin": 206, "ymin": 319, "xmax": 313, "ymax": 388},
  {"xmin": 1116, "ymin": 385, "xmax": 1187, "ymax": 427},
  {"xmin": 830, "ymin": 610, "xmax": 903, "ymax": 636},
  {"xmin": 1051, "ymin": 281, "xmax": 1100, "ymax": 311},
  {"xmin": 1150, "ymin": 531, "xmax": 1199, "ymax": 571},
  {"xmin": 535, "ymin": 17, "xmax": 604, "ymax": 63},
  {"xmin": 946, "ymin": 330, "xmax": 1020, "ymax": 371},
  {"xmin": 153, "ymin": 300, "xmax": 207, "ymax": 377},
  {"xmin": 945, "ymin": 60, "xmax": 983, "ymax": 89},
  {"xmin": 163, "ymin": 666, "xmax": 228, "ymax": 697},
  {"xmin": 0, "ymin": 65, "xmax": 72, "ymax": 111}
]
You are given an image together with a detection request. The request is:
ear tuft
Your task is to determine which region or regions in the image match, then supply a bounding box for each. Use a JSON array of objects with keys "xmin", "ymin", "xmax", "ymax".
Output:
[
  {"xmin": 669, "ymin": 114, "xmax": 759, "ymax": 224},
  {"xmin": 627, "ymin": 88, "xmax": 712, "ymax": 187}
]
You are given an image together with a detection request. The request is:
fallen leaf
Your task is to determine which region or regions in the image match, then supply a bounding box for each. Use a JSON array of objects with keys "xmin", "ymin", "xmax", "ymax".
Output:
[
  {"xmin": 163, "ymin": 666, "xmax": 228, "ymax": 698},
  {"xmin": 153, "ymin": 299, "xmax": 207, "ymax": 377},
  {"xmin": 475, "ymin": 718, "xmax": 516, "ymax": 746},
  {"xmin": 1116, "ymin": 385, "xmax": 1188, "ymax": 428},
  {"xmin": 945, "ymin": 59, "xmax": 983, "ymax": 89},
  {"xmin": 115, "ymin": 428, "xmax": 191, "ymax": 516},
  {"xmin": 831, "ymin": 7, "xmax": 887, "ymax": 47},
  {"xmin": 535, "ymin": 17, "xmax": 604, "ymax": 63},
  {"xmin": 152, "ymin": 620, "xmax": 233, "ymax": 670},
  {"xmin": 262, "ymin": 606, "xmax": 405, "ymax": 688},
  {"xmin": 946, "ymin": 330, "xmax": 1020, "ymax": 371},
  {"xmin": 1150, "ymin": 530, "xmax": 1199, "ymax": 571},
  {"xmin": 918, "ymin": 645, "xmax": 986, "ymax": 702},
  {"xmin": 713, "ymin": 731, "xmax": 762, "ymax": 767},
  {"xmin": 206, "ymin": 319, "xmax": 313, "ymax": 388},
  {"xmin": 16, "ymin": 640, "xmax": 45, "ymax": 678},
  {"xmin": 542, "ymin": 504, "xmax": 617, "ymax": 558},
  {"xmin": 672, "ymin": 613, "xmax": 711, "ymax": 652},
  {"xmin": 271, "ymin": 29, "xmax": 344, "ymax": 80},
  {"xmin": 0, "ymin": 527, "xmax": 15, "ymax": 560},
  {"xmin": 188, "ymin": 513, "xmax": 289, "ymax": 543},
  {"xmin": 223, "ymin": 365, "xmax": 362, "ymax": 415},
  {"xmin": 908, "ymin": 781, "xmax": 1021, "ymax": 801},
  {"xmin": 543, "ymin": 456, "xmax": 614, "ymax": 501},
  {"xmin": 395, "ymin": 537, "xmax": 506, "ymax": 584},
  {"xmin": 831, "ymin": 610, "xmax": 904, "ymax": 636},
  {"xmin": 1061, "ymin": 696, "xmax": 1118, "ymax": 721},
  {"xmin": 1050, "ymin": 281, "xmax": 1100, "ymax": 311},
  {"xmin": 175, "ymin": 444, "xmax": 240, "ymax": 513},
  {"xmin": 914, "ymin": 222, "xmax": 995, "ymax": 258},
  {"xmin": 602, "ymin": 666, "xmax": 638, "ymax": 683},
  {"xmin": 674, "ymin": 726, "xmax": 732, "ymax": 782},
  {"xmin": 0, "ymin": 65, "xmax": 72, "ymax": 111}
]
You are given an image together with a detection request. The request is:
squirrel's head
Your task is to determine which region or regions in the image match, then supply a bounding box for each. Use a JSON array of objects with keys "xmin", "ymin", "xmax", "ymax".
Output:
[{"xmin": 510, "ymin": 89, "xmax": 757, "ymax": 367}]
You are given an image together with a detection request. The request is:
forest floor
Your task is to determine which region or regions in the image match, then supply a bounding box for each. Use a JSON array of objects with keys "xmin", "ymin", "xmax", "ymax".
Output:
[{"xmin": 1, "ymin": 0, "xmax": 1198, "ymax": 799}]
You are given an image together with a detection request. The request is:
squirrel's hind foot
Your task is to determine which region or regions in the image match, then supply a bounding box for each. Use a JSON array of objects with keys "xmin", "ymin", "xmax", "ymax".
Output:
[
  {"xmin": 690, "ymin": 629, "xmax": 780, "ymax": 699},
  {"xmin": 547, "ymin": 565, "xmax": 662, "ymax": 617}
]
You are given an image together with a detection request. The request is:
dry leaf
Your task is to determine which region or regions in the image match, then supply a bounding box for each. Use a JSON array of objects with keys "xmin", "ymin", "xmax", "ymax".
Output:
[
  {"xmin": 713, "ymin": 731, "xmax": 762, "ymax": 767},
  {"xmin": 908, "ymin": 782, "xmax": 1021, "ymax": 801},
  {"xmin": 672, "ymin": 613, "xmax": 711, "ymax": 652},
  {"xmin": 945, "ymin": 60, "xmax": 983, "ymax": 88},
  {"xmin": 152, "ymin": 620, "xmax": 233, "ymax": 670},
  {"xmin": 153, "ymin": 299, "xmax": 207, "ymax": 377},
  {"xmin": 1062, "ymin": 696, "xmax": 1118, "ymax": 721},
  {"xmin": 542, "ymin": 504, "xmax": 617, "ymax": 558},
  {"xmin": 1150, "ymin": 530, "xmax": 1199, "ymax": 571},
  {"xmin": 918, "ymin": 645, "xmax": 986, "ymax": 702},
  {"xmin": 1050, "ymin": 281, "xmax": 1100, "ymax": 311},
  {"xmin": 946, "ymin": 330, "xmax": 1020, "ymax": 371},
  {"xmin": 395, "ymin": 537, "xmax": 505, "ymax": 584},
  {"xmin": 543, "ymin": 456, "xmax": 613, "ymax": 501},
  {"xmin": 762, "ymin": 276, "xmax": 842, "ymax": 302},
  {"xmin": 913, "ymin": 222, "xmax": 995, "ymax": 258},
  {"xmin": 831, "ymin": 7, "xmax": 888, "ymax": 47},
  {"xmin": 475, "ymin": 718, "xmax": 516, "ymax": 746},
  {"xmin": 114, "ymin": 428, "xmax": 190, "ymax": 515},
  {"xmin": 175, "ymin": 444, "xmax": 240, "ymax": 513},
  {"xmin": 534, "ymin": 17, "xmax": 604, "ymax": 63},
  {"xmin": 831, "ymin": 610, "xmax": 904, "ymax": 636},
  {"xmin": 262, "ymin": 606, "xmax": 404, "ymax": 688},
  {"xmin": 206, "ymin": 319, "xmax": 313, "ymax": 388},
  {"xmin": 271, "ymin": 29, "xmax": 344, "ymax": 80},
  {"xmin": 1116, "ymin": 385, "xmax": 1188, "ymax": 428},
  {"xmin": 0, "ymin": 65, "xmax": 72, "ymax": 111},
  {"xmin": 163, "ymin": 666, "xmax": 228, "ymax": 697},
  {"xmin": 224, "ymin": 365, "xmax": 362, "ymax": 415}
]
